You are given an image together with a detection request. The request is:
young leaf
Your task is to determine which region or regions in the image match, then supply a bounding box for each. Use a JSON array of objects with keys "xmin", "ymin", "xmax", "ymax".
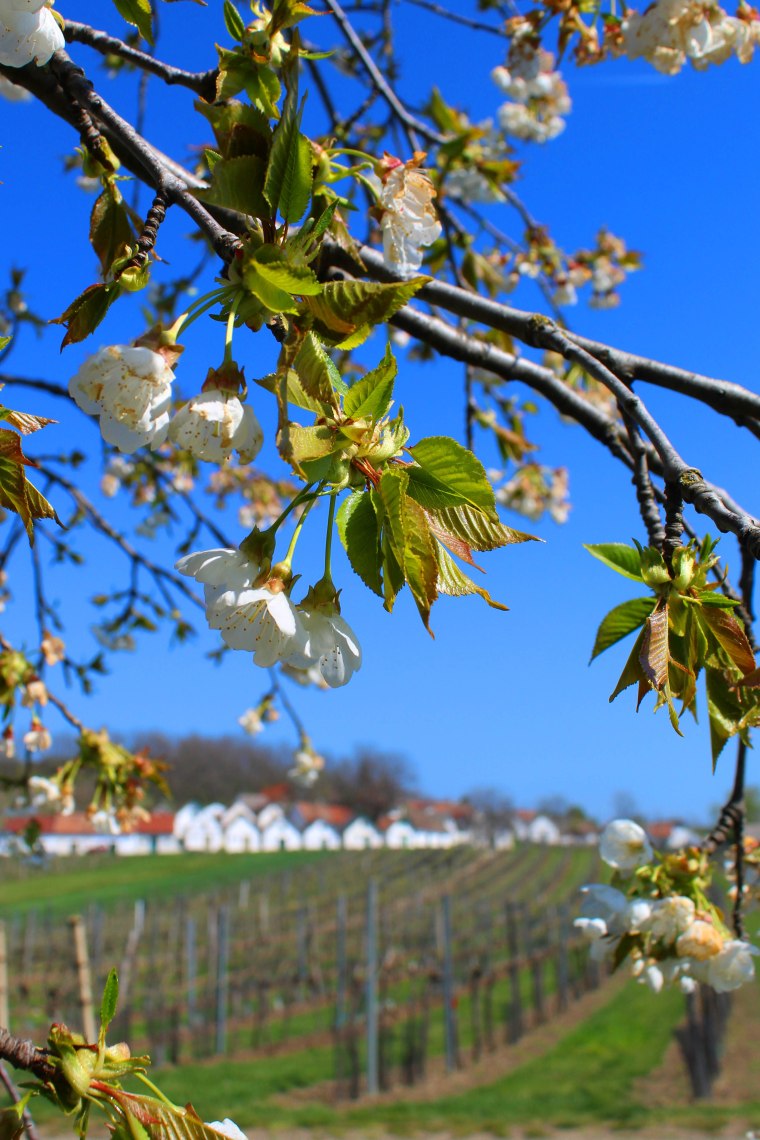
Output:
[
  {"xmin": 435, "ymin": 543, "xmax": 508, "ymax": 611},
  {"xmin": 112, "ymin": 0, "xmax": 154, "ymax": 44},
  {"xmin": 202, "ymin": 155, "xmax": 269, "ymax": 220},
  {"xmin": 337, "ymin": 492, "xmax": 383, "ymax": 597},
  {"xmin": 303, "ymin": 277, "xmax": 428, "ymax": 343},
  {"xmin": 100, "ymin": 968, "xmax": 119, "ymax": 1034},
  {"xmin": 699, "ymin": 604, "xmax": 756, "ymax": 676},
  {"xmin": 705, "ymin": 665, "xmax": 746, "ymax": 769},
  {"xmin": 639, "ymin": 602, "xmax": 669, "ymax": 690},
  {"xmin": 407, "ymin": 436, "xmax": 497, "ymax": 517},
  {"xmin": 609, "ymin": 627, "xmax": 648, "ymax": 703},
  {"xmin": 90, "ymin": 184, "xmax": 135, "ymax": 277},
  {"xmin": 401, "ymin": 495, "xmax": 438, "ymax": 632},
  {"xmin": 343, "ymin": 344, "xmax": 396, "ymax": 422},
  {"xmin": 584, "ymin": 543, "xmax": 645, "ymax": 582},
  {"xmin": 223, "ymin": 0, "xmax": 245, "ymax": 40},
  {"xmin": 293, "ymin": 334, "xmax": 343, "ymax": 403},
  {"xmin": 427, "ymin": 504, "xmax": 536, "ymax": 553},
  {"xmin": 54, "ymin": 282, "xmax": 121, "ymax": 346},
  {"xmin": 0, "ymin": 429, "xmax": 58, "ymax": 543},
  {"xmin": 263, "ymin": 88, "xmax": 314, "ymax": 224},
  {"xmin": 590, "ymin": 596, "xmax": 656, "ymax": 661},
  {"xmin": 251, "ymin": 246, "xmax": 322, "ymax": 295}
]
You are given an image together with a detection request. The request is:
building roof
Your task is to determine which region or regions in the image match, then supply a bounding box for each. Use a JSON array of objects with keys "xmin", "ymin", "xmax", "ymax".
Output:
[
  {"xmin": 3, "ymin": 812, "xmax": 176, "ymax": 836},
  {"xmin": 294, "ymin": 802, "xmax": 353, "ymax": 827}
]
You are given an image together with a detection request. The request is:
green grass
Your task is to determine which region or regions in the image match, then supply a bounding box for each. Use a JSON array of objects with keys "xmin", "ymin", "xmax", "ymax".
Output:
[{"xmin": 0, "ymin": 851, "xmax": 326, "ymax": 916}]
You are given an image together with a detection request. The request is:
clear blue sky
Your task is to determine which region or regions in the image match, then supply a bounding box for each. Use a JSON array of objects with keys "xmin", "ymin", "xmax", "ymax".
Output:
[{"xmin": 1, "ymin": 1, "xmax": 758, "ymax": 823}]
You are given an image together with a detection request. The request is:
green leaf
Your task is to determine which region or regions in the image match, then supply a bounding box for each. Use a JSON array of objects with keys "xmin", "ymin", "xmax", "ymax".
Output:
[
  {"xmin": 100, "ymin": 968, "xmax": 119, "ymax": 1033},
  {"xmin": 590, "ymin": 596, "xmax": 656, "ymax": 662},
  {"xmin": 705, "ymin": 666, "xmax": 746, "ymax": 769},
  {"xmin": 264, "ymin": 88, "xmax": 314, "ymax": 224},
  {"xmin": 252, "ymin": 245, "xmax": 322, "ymax": 295},
  {"xmin": 54, "ymin": 282, "xmax": 121, "ymax": 347},
  {"xmin": 90, "ymin": 184, "xmax": 135, "ymax": 277},
  {"xmin": 609, "ymin": 627, "xmax": 648, "ymax": 703},
  {"xmin": 223, "ymin": 0, "xmax": 245, "ymax": 40},
  {"xmin": 336, "ymin": 492, "xmax": 382, "ymax": 597},
  {"xmin": 0, "ymin": 430, "xmax": 59, "ymax": 544},
  {"xmin": 303, "ymin": 277, "xmax": 428, "ymax": 344},
  {"xmin": 283, "ymin": 423, "xmax": 337, "ymax": 465},
  {"xmin": 699, "ymin": 605, "xmax": 756, "ymax": 676},
  {"xmin": 292, "ymin": 334, "xmax": 340, "ymax": 405},
  {"xmin": 245, "ymin": 65, "xmax": 282, "ymax": 120},
  {"xmin": 427, "ymin": 504, "xmax": 536, "ymax": 553},
  {"xmin": 402, "ymin": 495, "xmax": 438, "ymax": 632},
  {"xmin": 111, "ymin": 0, "xmax": 153, "ymax": 43},
  {"xmin": 435, "ymin": 542, "xmax": 507, "ymax": 611},
  {"xmin": 375, "ymin": 470, "xmax": 408, "ymax": 612},
  {"xmin": 242, "ymin": 264, "xmax": 299, "ymax": 314},
  {"xmin": 408, "ymin": 436, "xmax": 497, "ymax": 517},
  {"xmin": 343, "ymin": 344, "xmax": 396, "ymax": 422},
  {"xmin": 584, "ymin": 543, "xmax": 645, "ymax": 583},
  {"xmin": 202, "ymin": 155, "xmax": 269, "ymax": 220},
  {"xmin": 257, "ymin": 366, "xmax": 328, "ymax": 414},
  {"xmin": 195, "ymin": 100, "xmax": 272, "ymax": 161}
]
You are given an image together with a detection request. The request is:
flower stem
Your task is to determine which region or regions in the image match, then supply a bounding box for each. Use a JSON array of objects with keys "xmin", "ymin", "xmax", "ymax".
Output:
[
  {"xmin": 282, "ymin": 492, "xmax": 320, "ymax": 569},
  {"xmin": 324, "ymin": 492, "xmax": 338, "ymax": 580},
  {"xmin": 223, "ymin": 292, "xmax": 242, "ymax": 364}
]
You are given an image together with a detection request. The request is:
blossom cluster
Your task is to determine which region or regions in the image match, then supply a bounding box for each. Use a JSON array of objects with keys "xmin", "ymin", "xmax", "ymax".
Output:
[
  {"xmin": 492, "ymin": 32, "xmax": 571, "ymax": 144},
  {"xmin": 176, "ymin": 549, "xmax": 362, "ymax": 689},
  {"xmin": 494, "ymin": 463, "xmax": 570, "ymax": 524},
  {"xmin": 615, "ymin": 0, "xmax": 760, "ymax": 74},
  {"xmin": 0, "ymin": 0, "xmax": 63, "ymax": 69},
  {"xmin": 576, "ymin": 819, "xmax": 759, "ymax": 993},
  {"xmin": 70, "ymin": 345, "xmax": 262, "ymax": 463}
]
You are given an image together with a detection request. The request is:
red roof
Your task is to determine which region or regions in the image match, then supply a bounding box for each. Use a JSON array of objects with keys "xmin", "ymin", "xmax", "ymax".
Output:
[
  {"xmin": 295, "ymin": 802, "xmax": 353, "ymax": 827},
  {"xmin": 4, "ymin": 812, "xmax": 175, "ymax": 836}
]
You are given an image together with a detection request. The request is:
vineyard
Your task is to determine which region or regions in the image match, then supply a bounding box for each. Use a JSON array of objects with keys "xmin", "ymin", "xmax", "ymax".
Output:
[{"xmin": 0, "ymin": 845, "xmax": 604, "ymax": 1100}]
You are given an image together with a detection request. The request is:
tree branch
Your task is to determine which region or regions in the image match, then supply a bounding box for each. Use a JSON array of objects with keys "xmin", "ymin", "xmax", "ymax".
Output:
[{"xmin": 63, "ymin": 21, "xmax": 217, "ymax": 100}]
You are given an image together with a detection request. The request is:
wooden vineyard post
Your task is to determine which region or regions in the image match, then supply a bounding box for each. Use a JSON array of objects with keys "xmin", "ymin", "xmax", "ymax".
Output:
[
  {"xmin": 69, "ymin": 915, "xmax": 96, "ymax": 1042},
  {"xmin": 505, "ymin": 902, "xmax": 523, "ymax": 1044},
  {"xmin": 365, "ymin": 879, "xmax": 379, "ymax": 1096},
  {"xmin": 441, "ymin": 895, "xmax": 459, "ymax": 1072},
  {"xmin": 333, "ymin": 894, "xmax": 348, "ymax": 1097},
  {"xmin": 555, "ymin": 906, "xmax": 570, "ymax": 1012},
  {"xmin": 527, "ymin": 910, "xmax": 546, "ymax": 1025},
  {"xmin": 215, "ymin": 906, "xmax": 230, "ymax": 1056},
  {"xmin": 0, "ymin": 921, "xmax": 8, "ymax": 1030}
]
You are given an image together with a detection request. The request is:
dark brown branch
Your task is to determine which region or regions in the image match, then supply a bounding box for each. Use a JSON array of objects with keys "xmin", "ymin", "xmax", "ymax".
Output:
[
  {"xmin": 662, "ymin": 480, "xmax": 686, "ymax": 566},
  {"xmin": 0, "ymin": 1028, "xmax": 54, "ymax": 1084},
  {"xmin": 63, "ymin": 21, "xmax": 217, "ymax": 100},
  {"xmin": 402, "ymin": 0, "xmax": 506, "ymax": 36},
  {"xmin": 622, "ymin": 413, "xmax": 665, "ymax": 550}
]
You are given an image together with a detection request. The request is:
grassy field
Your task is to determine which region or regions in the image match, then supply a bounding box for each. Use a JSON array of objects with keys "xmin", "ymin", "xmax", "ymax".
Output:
[{"xmin": 0, "ymin": 850, "xmax": 326, "ymax": 916}]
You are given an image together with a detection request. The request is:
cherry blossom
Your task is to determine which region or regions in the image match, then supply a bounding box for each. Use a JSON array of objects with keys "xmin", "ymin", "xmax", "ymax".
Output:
[
  {"xmin": 704, "ymin": 939, "xmax": 759, "ymax": 991},
  {"xmin": 599, "ymin": 818, "xmax": 653, "ymax": 872},
  {"xmin": 288, "ymin": 605, "xmax": 362, "ymax": 689},
  {"xmin": 169, "ymin": 389, "xmax": 263, "ymax": 464},
  {"xmin": 23, "ymin": 717, "xmax": 51, "ymax": 752},
  {"xmin": 69, "ymin": 345, "xmax": 175, "ymax": 453},
  {"xmin": 207, "ymin": 1121, "xmax": 248, "ymax": 1140},
  {"xmin": 0, "ymin": 1, "xmax": 64, "ymax": 68},
  {"xmin": 373, "ymin": 157, "xmax": 442, "ymax": 277}
]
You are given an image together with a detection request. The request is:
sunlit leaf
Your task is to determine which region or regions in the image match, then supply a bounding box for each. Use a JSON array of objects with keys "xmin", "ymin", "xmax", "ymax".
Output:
[
  {"xmin": 590, "ymin": 596, "xmax": 655, "ymax": 662},
  {"xmin": 584, "ymin": 542, "xmax": 644, "ymax": 582}
]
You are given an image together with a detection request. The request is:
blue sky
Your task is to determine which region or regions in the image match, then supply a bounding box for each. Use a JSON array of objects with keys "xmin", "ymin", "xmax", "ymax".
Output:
[{"xmin": 1, "ymin": 1, "xmax": 758, "ymax": 822}]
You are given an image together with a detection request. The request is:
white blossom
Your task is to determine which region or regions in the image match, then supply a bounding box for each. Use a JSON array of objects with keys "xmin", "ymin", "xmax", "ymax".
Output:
[
  {"xmin": 69, "ymin": 345, "xmax": 175, "ymax": 453},
  {"xmin": 675, "ymin": 919, "xmax": 724, "ymax": 961},
  {"xmin": 90, "ymin": 810, "xmax": 121, "ymax": 836},
  {"xmin": 238, "ymin": 708, "xmax": 263, "ymax": 736},
  {"xmin": 288, "ymin": 607, "xmax": 362, "ymax": 689},
  {"xmin": 288, "ymin": 746, "xmax": 325, "ymax": 786},
  {"xmin": 599, "ymin": 818, "xmax": 653, "ymax": 872},
  {"xmin": 169, "ymin": 389, "xmax": 263, "ymax": 464},
  {"xmin": 374, "ymin": 161, "xmax": 442, "ymax": 277},
  {"xmin": 207, "ymin": 1121, "xmax": 248, "ymax": 1140},
  {"xmin": 208, "ymin": 582, "xmax": 308, "ymax": 667},
  {"xmin": 23, "ymin": 719, "xmax": 51, "ymax": 752},
  {"xmin": 27, "ymin": 775, "xmax": 61, "ymax": 805},
  {"xmin": 640, "ymin": 895, "xmax": 696, "ymax": 943},
  {"xmin": 280, "ymin": 660, "xmax": 330, "ymax": 690},
  {"xmin": 0, "ymin": 2, "xmax": 64, "ymax": 68},
  {"xmin": 705, "ymin": 939, "xmax": 759, "ymax": 991},
  {"xmin": 0, "ymin": 73, "xmax": 30, "ymax": 99}
]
